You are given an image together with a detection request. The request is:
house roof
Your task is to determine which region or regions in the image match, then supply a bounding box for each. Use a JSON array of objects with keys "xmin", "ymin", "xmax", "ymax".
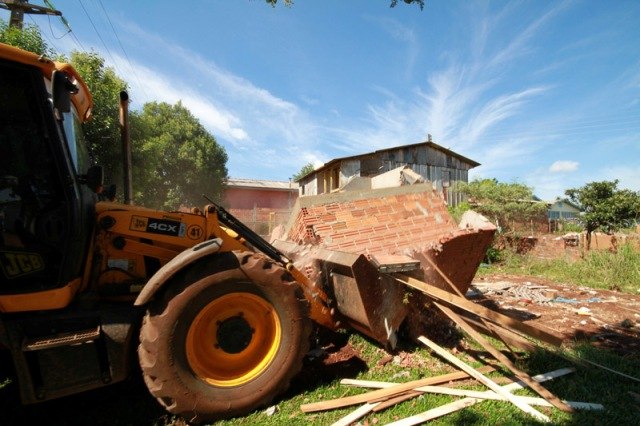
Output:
[
  {"xmin": 297, "ymin": 140, "xmax": 480, "ymax": 181},
  {"xmin": 548, "ymin": 198, "xmax": 582, "ymax": 211},
  {"xmin": 225, "ymin": 178, "xmax": 298, "ymax": 191}
]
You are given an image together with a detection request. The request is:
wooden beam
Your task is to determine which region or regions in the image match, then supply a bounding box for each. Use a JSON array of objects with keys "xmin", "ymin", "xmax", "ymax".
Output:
[
  {"xmin": 330, "ymin": 402, "xmax": 378, "ymax": 426},
  {"xmin": 385, "ymin": 367, "xmax": 576, "ymax": 426},
  {"xmin": 372, "ymin": 391, "xmax": 422, "ymax": 412},
  {"xmin": 435, "ymin": 302, "xmax": 574, "ymax": 413},
  {"xmin": 386, "ymin": 397, "xmax": 480, "ymax": 426},
  {"xmin": 394, "ymin": 274, "xmax": 564, "ymax": 347},
  {"xmin": 343, "ymin": 377, "xmax": 602, "ymax": 410},
  {"xmin": 417, "ymin": 335, "xmax": 550, "ymax": 422},
  {"xmin": 341, "ymin": 367, "xmax": 575, "ymax": 391},
  {"xmin": 300, "ymin": 365, "xmax": 494, "ymax": 413},
  {"xmin": 459, "ymin": 313, "xmax": 538, "ymax": 352}
]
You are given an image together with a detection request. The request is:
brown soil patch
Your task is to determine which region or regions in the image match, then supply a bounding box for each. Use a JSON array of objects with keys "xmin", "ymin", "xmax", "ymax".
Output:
[{"xmin": 471, "ymin": 274, "xmax": 640, "ymax": 356}]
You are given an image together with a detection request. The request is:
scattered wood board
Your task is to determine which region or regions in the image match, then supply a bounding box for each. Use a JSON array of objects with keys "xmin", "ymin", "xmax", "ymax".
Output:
[
  {"xmin": 301, "ymin": 267, "xmax": 607, "ymax": 424},
  {"xmin": 333, "ymin": 367, "xmax": 593, "ymax": 426},
  {"xmin": 434, "ymin": 302, "xmax": 573, "ymax": 413},
  {"xmin": 393, "ymin": 273, "xmax": 564, "ymax": 347},
  {"xmin": 300, "ymin": 365, "xmax": 495, "ymax": 413},
  {"xmin": 417, "ymin": 335, "xmax": 551, "ymax": 423},
  {"xmin": 384, "ymin": 368, "xmax": 588, "ymax": 426}
]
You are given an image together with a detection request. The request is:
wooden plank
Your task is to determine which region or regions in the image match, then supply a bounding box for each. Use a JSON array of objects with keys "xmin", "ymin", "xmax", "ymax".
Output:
[
  {"xmin": 386, "ymin": 367, "xmax": 576, "ymax": 426},
  {"xmin": 435, "ymin": 302, "xmax": 574, "ymax": 413},
  {"xmin": 417, "ymin": 335, "xmax": 550, "ymax": 423},
  {"xmin": 387, "ymin": 397, "xmax": 481, "ymax": 426},
  {"xmin": 421, "ymin": 255, "xmax": 526, "ymax": 358},
  {"xmin": 343, "ymin": 378, "xmax": 602, "ymax": 410},
  {"xmin": 372, "ymin": 391, "xmax": 422, "ymax": 412},
  {"xmin": 460, "ymin": 313, "xmax": 538, "ymax": 352},
  {"xmin": 300, "ymin": 365, "xmax": 494, "ymax": 413},
  {"xmin": 420, "ymin": 256, "xmax": 571, "ymax": 411},
  {"xmin": 341, "ymin": 367, "xmax": 575, "ymax": 392},
  {"xmin": 330, "ymin": 402, "xmax": 378, "ymax": 426},
  {"xmin": 380, "ymin": 385, "xmax": 602, "ymax": 410},
  {"xmin": 394, "ymin": 273, "xmax": 564, "ymax": 347}
]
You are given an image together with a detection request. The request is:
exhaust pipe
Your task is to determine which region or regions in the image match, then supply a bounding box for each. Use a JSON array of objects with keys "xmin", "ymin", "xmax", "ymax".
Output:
[{"xmin": 119, "ymin": 91, "xmax": 133, "ymax": 204}]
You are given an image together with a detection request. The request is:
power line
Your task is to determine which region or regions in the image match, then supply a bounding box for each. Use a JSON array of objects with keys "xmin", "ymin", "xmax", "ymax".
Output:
[
  {"xmin": 77, "ymin": 0, "xmax": 124, "ymax": 77},
  {"xmin": 467, "ymin": 114, "xmax": 640, "ymax": 143},
  {"xmin": 95, "ymin": 0, "xmax": 148, "ymax": 100},
  {"xmin": 45, "ymin": 14, "xmax": 69, "ymax": 40},
  {"xmin": 26, "ymin": 13, "xmax": 58, "ymax": 52},
  {"xmin": 41, "ymin": 0, "xmax": 86, "ymax": 52}
]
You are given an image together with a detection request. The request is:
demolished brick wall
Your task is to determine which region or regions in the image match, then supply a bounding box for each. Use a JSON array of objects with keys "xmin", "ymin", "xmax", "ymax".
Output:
[
  {"xmin": 273, "ymin": 182, "xmax": 496, "ymax": 346},
  {"xmin": 286, "ymin": 183, "xmax": 456, "ymax": 256},
  {"xmin": 280, "ymin": 183, "xmax": 496, "ymax": 294}
]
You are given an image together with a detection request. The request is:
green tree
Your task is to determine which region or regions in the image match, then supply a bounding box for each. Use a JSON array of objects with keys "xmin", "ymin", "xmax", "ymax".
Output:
[
  {"xmin": 69, "ymin": 51, "xmax": 128, "ymax": 188},
  {"xmin": 130, "ymin": 101, "xmax": 228, "ymax": 210},
  {"xmin": 0, "ymin": 19, "xmax": 55, "ymax": 56},
  {"xmin": 455, "ymin": 178, "xmax": 547, "ymax": 231},
  {"xmin": 565, "ymin": 180, "xmax": 640, "ymax": 249},
  {"xmin": 292, "ymin": 162, "xmax": 315, "ymax": 181}
]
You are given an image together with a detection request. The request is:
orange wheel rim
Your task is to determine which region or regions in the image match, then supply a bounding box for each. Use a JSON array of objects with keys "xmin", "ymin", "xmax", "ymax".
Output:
[{"xmin": 186, "ymin": 292, "xmax": 281, "ymax": 387}]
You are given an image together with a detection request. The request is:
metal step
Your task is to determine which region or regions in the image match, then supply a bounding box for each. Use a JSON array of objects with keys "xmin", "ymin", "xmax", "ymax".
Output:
[{"xmin": 22, "ymin": 326, "xmax": 101, "ymax": 351}]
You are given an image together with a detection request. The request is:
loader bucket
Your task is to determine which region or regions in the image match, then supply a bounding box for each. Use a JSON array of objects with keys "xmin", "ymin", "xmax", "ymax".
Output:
[
  {"xmin": 273, "ymin": 241, "xmax": 413, "ymax": 347},
  {"xmin": 273, "ymin": 183, "xmax": 496, "ymax": 347}
]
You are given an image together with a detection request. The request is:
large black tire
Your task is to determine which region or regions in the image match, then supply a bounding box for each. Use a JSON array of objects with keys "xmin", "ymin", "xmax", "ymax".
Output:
[{"xmin": 138, "ymin": 251, "xmax": 311, "ymax": 424}]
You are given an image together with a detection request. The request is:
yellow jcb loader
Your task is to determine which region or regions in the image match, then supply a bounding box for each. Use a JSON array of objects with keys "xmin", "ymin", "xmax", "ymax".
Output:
[{"xmin": 0, "ymin": 42, "xmax": 495, "ymax": 424}]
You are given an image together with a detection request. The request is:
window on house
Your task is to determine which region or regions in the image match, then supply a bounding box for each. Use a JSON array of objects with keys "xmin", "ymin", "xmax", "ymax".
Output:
[
  {"xmin": 331, "ymin": 167, "xmax": 340, "ymax": 190},
  {"xmin": 446, "ymin": 155, "xmax": 453, "ymax": 168}
]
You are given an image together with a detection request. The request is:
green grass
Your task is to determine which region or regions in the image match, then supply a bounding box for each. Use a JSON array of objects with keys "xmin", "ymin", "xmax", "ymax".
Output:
[
  {"xmin": 193, "ymin": 335, "xmax": 640, "ymax": 425},
  {"xmin": 478, "ymin": 242, "xmax": 640, "ymax": 293},
  {"xmin": 3, "ymin": 331, "xmax": 639, "ymax": 425},
  {"xmin": 3, "ymin": 246, "xmax": 640, "ymax": 425}
]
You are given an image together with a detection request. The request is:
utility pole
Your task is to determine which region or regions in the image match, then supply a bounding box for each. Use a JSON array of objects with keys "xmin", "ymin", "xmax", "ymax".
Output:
[{"xmin": 0, "ymin": 0, "xmax": 61, "ymax": 29}]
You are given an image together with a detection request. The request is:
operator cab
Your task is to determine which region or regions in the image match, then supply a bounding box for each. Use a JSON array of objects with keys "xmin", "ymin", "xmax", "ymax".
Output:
[{"xmin": 0, "ymin": 56, "xmax": 95, "ymax": 295}]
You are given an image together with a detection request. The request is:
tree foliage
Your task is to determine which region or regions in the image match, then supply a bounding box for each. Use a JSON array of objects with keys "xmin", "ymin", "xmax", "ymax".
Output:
[
  {"xmin": 0, "ymin": 19, "xmax": 55, "ymax": 57},
  {"xmin": 390, "ymin": 0, "xmax": 425, "ymax": 10},
  {"xmin": 565, "ymin": 180, "xmax": 640, "ymax": 248},
  {"xmin": 1, "ymin": 22, "xmax": 229, "ymax": 211},
  {"xmin": 292, "ymin": 162, "xmax": 315, "ymax": 181},
  {"xmin": 69, "ymin": 51, "xmax": 128, "ymax": 188},
  {"xmin": 455, "ymin": 178, "xmax": 547, "ymax": 231},
  {"xmin": 130, "ymin": 102, "xmax": 228, "ymax": 210}
]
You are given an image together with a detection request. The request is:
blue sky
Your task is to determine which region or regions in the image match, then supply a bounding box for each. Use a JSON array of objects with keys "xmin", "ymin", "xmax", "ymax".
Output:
[{"xmin": 4, "ymin": 0, "xmax": 639, "ymax": 200}]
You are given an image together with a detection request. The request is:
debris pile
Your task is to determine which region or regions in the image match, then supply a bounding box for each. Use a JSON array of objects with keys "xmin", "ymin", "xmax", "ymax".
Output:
[
  {"xmin": 298, "ymin": 270, "xmax": 608, "ymax": 424},
  {"xmin": 273, "ymin": 182, "xmax": 628, "ymax": 423}
]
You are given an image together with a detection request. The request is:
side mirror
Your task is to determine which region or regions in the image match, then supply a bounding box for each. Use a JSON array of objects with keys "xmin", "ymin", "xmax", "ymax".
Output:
[
  {"xmin": 83, "ymin": 165, "xmax": 104, "ymax": 194},
  {"xmin": 52, "ymin": 70, "xmax": 78, "ymax": 115}
]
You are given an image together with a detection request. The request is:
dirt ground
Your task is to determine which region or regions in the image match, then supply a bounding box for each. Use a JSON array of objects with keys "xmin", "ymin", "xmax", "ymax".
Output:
[
  {"xmin": 470, "ymin": 274, "xmax": 640, "ymax": 356},
  {"xmin": 302, "ymin": 273, "xmax": 640, "ymax": 376}
]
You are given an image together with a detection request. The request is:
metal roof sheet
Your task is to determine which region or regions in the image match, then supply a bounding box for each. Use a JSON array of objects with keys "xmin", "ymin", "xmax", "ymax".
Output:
[{"xmin": 226, "ymin": 178, "xmax": 298, "ymax": 191}]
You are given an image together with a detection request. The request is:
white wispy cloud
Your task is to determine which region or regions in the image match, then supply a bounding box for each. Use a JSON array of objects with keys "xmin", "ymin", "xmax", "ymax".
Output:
[
  {"xmin": 486, "ymin": 1, "xmax": 572, "ymax": 70},
  {"xmin": 86, "ymin": 20, "xmax": 326, "ymax": 178},
  {"xmin": 549, "ymin": 160, "xmax": 579, "ymax": 173},
  {"xmin": 463, "ymin": 87, "xmax": 549, "ymax": 143}
]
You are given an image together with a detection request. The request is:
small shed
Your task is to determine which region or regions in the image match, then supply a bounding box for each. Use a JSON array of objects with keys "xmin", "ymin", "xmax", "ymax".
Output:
[
  {"xmin": 224, "ymin": 178, "xmax": 297, "ymax": 210},
  {"xmin": 296, "ymin": 140, "xmax": 480, "ymax": 206},
  {"xmin": 224, "ymin": 178, "xmax": 298, "ymax": 236}
]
